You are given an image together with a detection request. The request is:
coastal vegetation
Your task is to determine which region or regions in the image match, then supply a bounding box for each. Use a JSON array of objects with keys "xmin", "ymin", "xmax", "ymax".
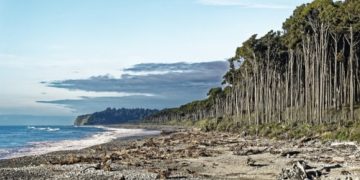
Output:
[
  {"xmin": 74, "ymin": 108, "xmax": 159, "ymax": 125},
  {"xmin": 144, "ymin": 0, "xmax": 360, "ymax": 140}
]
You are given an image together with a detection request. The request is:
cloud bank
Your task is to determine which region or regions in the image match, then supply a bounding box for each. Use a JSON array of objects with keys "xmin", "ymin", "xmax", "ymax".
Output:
[{"xmin": 40, "ymin": 61, "xmax": 228, "ymax": 113}]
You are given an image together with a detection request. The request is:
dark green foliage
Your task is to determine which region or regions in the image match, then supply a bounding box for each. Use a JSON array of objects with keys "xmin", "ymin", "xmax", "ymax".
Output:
[
  {"xmin": 144, "ymin": 0, "xmax": 360, "ymax": 141},
  {"xmin": 75, "ymin": 108, "xmax": 159, "ymax": 125}
]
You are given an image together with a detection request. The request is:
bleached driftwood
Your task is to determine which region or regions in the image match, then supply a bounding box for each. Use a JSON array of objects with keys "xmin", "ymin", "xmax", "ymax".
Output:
[
  {"xmin": 278, "ymin": 160, "xmax": 341, "ymax": 179},
  {"xmin": 331, "ymin": 142, "xmax": 358, "ymax": 150}
]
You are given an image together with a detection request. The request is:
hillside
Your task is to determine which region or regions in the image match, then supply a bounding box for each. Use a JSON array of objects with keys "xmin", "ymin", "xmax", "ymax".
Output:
[
  {"xmin": 144, "ymin": 0, "xmax": 360, "ymax": 137},
  {"xmin": 74, "ymin": 108, "xmax": 159, "ymax": 126}
]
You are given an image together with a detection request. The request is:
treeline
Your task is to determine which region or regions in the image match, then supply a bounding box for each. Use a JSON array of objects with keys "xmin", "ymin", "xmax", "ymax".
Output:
[
  {"xmin": 144, "ymin": 0, "xmax": 360, "ymax": 126},
  {"xmin": 74, "ymin": 108, "xmax": 159, "ymax": 125}
]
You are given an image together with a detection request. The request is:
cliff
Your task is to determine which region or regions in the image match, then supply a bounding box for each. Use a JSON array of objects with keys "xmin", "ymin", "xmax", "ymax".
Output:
[{"xmin": 74, "ymin": 114, "xmax": 92, "ymax": 126}]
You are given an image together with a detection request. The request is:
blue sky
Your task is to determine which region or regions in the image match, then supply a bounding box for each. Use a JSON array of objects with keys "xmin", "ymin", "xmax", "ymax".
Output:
[{"xmin": 0, "ymin": 0, "xmax": 311, "ymax": 124}]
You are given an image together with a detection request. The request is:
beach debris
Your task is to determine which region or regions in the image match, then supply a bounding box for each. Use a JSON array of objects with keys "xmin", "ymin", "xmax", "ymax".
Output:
[
  {"xmin": 160, "ymin": 129, "xmax": 178, "ymax": 135},
  {"xmin": 101, "ymin": 159, "xmax": 112, "ymax": 171},
  {"xmin": 48, "ymin": 154, "xmax": 88, "ymax": 165},
  {"xmin": 298, "ymin": 136, "xmax": 313, "ymax": 144},
  {"xmin": 331, "ymin": 156, "xmax": 345, "ymax": 163},
  {"xmin": 278, "ymin": 160, "xmax": 342, "ymax": 180},
  {"xmin": 12, "ymin": 129, "xmax": 357, "ymax": 179},
  {"xmin": 330, "ymin": 142, "xmax": 359, "ymax": 153},
  {"xmin": 278, "ymin": 161, "xmax": 315, "ymax": 179},
  {"xmin": 245, "ymin": 157, "xmax": 268, "ymax": 168},
  {"xmin": 119, "ymin": 175, "xmax": 126, "ymax": 180},
  {"xmin": 148, "ymin": 168, "xmax": 172, "ymax": 179},
  {"xmin": 159, "ymin": 169, "xmax": 172, "ymax": 179},
  {"xmin": 81, "ymin": 163, "xmax": 101, "ymax": 173},
  {"xmin": 233, "ymin": 147, "xmax": 268, "ymax": 156},
  {"xmin": 143, "ymin": 138, "xmax": 158, "ymax": 147},
  {"xmin": 186, "ymin": 168, "xmax": 196, "ymax": 175},
  {"xmin": 341, "ymin": 170, "xmax": 351, "ymax": 175},
  {"xmin": 246, "ymin": 157, "xmax": 256, "ymax": 166},
  {"xmin": 280, "ymin": 150, "xmax": 301, "ymax": 158},
  {"xmin": 81, "ymin": 154, "xmax": 113, "ymax": 172},
  {"xmin": 330, "ymin": 142, "xmax": 358, "ymax": 148}
]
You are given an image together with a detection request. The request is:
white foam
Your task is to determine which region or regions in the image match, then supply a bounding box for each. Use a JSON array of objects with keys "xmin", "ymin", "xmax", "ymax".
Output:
[
  {"xmin": 27, "ymin": 126, "xmax": 60, "ymax": 132},
  {"xmin": 0, "ymin": 149, "xmax": 9, "ymax": 154},
  {"xmin": 3, "ymin": 127, "xmax": 160, "ymax": 159}
]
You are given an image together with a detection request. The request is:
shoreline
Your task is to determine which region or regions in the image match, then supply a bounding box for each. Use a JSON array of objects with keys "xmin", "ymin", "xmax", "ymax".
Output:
[
  {"xmin": 0, "ymin": 124, "xmax": 183, "ymax": 162},
  {"xmin": 0, "ymin": 124, "xmax": 359, "ymax": 179},
  {"xmin": 0, "ymin": 125, "xmax": 163, "ymax": 160}
]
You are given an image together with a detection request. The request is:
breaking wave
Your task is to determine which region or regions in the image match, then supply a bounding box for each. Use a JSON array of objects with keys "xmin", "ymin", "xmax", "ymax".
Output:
[
  {"xmin": 3, "ymin": 127, "xmax": 159, "ymax": 159},
  {"xmin": 27, "ymin": 126, "xmax": 60, "ymax": 132}
]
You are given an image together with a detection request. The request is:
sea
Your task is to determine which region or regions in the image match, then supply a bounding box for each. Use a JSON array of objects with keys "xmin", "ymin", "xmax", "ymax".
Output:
[{"xmin": 0, "ymin": 126, "xmax": 160, "ymax": 159}]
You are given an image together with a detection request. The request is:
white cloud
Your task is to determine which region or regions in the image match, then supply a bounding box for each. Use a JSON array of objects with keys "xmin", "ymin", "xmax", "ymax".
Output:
[{"xmin": 197, "ymin": 0, "xmax": 291, "ymax": 9}]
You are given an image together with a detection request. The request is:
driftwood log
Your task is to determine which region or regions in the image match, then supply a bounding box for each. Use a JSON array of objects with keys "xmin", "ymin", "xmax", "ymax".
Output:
[{"xmin": 278, "ymin": 160, "xmax": 341, "ymax": 180}]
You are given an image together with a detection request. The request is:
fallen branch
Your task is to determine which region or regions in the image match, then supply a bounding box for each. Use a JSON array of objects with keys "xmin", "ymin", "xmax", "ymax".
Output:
[{"xmin": 233, "ymin": 147, "xmax": 268, "ymax": 156}]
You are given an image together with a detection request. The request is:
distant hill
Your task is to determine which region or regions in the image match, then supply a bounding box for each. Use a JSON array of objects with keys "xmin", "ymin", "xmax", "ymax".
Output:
[{"xmin": 74, "ymin": 108, "xmax": 159, "ymax": 126}]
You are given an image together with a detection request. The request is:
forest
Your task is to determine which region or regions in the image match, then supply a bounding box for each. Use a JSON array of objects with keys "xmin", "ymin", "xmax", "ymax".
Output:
[
  {"xmin": 74, "ymin": 108, "xmax": 159, "ymax": 125},
  {"xmin": 144, "ymin": 0, "xmax": 360, "ymax": 131}
]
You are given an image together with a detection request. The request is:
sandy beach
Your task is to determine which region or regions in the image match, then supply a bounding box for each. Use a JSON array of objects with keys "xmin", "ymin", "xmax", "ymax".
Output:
[{"xmin": 0, "ymin": 125, "xmax": 359, "ymax": 180}]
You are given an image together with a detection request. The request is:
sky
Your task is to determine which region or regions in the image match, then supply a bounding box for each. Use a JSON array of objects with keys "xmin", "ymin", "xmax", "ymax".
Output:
[{"xmin": 0, "ymin": 0, "xmax": 311, "ymax": 125}]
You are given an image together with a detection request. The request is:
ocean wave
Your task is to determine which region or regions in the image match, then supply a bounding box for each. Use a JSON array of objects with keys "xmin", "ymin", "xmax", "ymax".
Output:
[
  {"xmin": 3, "ymin": 127, "xmax": 160, "ymax": 159},
  {"xmin": 0, "ymin": 149, "xmax": 9, "ymax": 154},
  {"xmin": 27, "ymin": 126, "xmax": 60, "ymax": 132}
]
